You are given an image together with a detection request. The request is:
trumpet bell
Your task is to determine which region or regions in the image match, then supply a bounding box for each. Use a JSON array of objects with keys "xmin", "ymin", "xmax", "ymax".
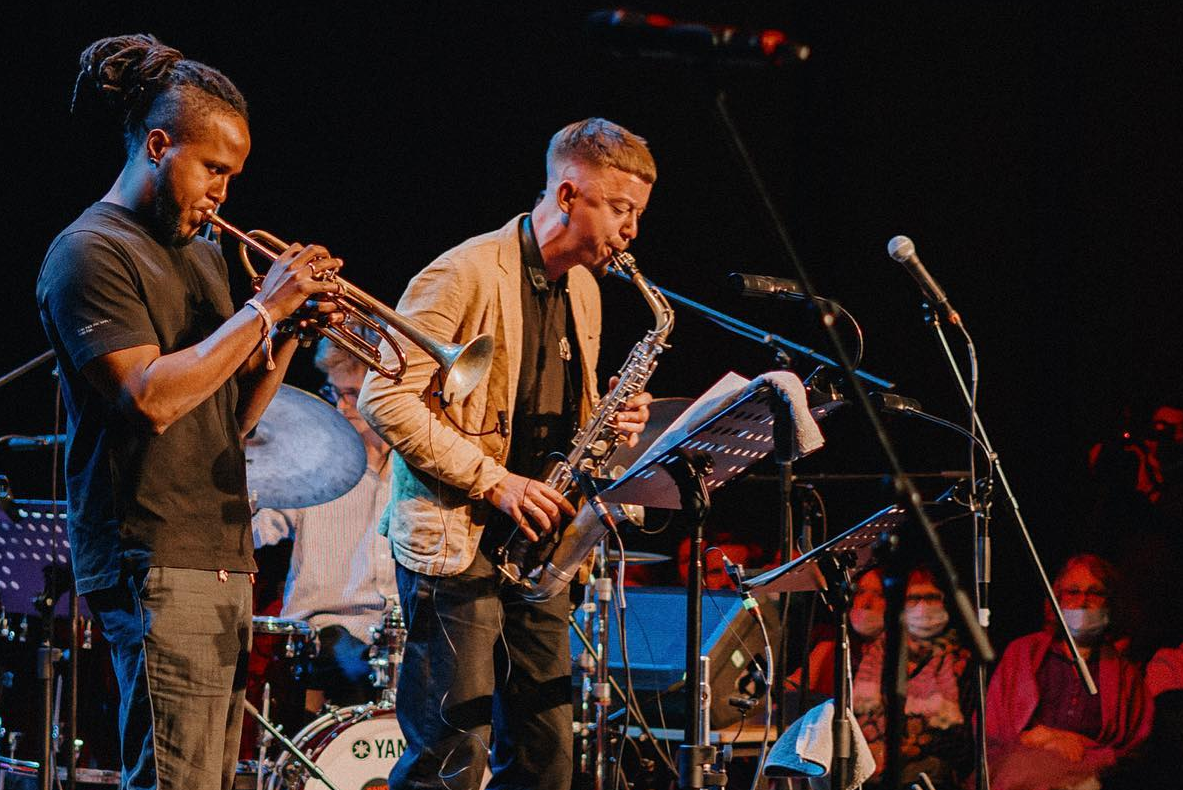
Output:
[{"xmin": 438, "ymin": 334, "xmax": 495, "ymax": 405}]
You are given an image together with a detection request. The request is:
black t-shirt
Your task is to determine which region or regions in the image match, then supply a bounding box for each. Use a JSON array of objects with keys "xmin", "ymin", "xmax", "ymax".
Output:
[
  {"xmin": 36, "ymin": 202, "xmax": 256, "ymax": 594},
  {"xmin": 507, "ymin": 214, "xmax": 581, "ymax": 479}
]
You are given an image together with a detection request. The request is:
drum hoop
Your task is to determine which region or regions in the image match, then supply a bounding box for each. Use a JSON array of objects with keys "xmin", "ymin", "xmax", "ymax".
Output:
[
  {"xmin": 252, "ymin": 616, "xmax": 316, "ymax": 638},
  {"xmin": 305, "ymin": 704, "xmax": 398, "ymax": 761},
  {"xmin": 265, "ymin": 703, "xmax": 395, "ymax": 790},
  {"xmin": 266, "ymin": 704, "xmax": 364, "ymax": 790}
]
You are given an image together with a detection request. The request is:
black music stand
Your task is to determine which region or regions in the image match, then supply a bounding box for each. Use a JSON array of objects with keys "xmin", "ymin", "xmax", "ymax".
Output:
[
  {"xmin": 0, "ymin": 500, "xmax": 80, "ymax": 790},
  {"xmin": 0, "ymin": 501, "xmax": 88, "ymax": 619},
  {"xmin": 743, "ymin": 498, "xmax": 966, "ymax": 789},
  {"xmin": 601, "ymin": 371, "xmax": 823, "ymax": 790}
]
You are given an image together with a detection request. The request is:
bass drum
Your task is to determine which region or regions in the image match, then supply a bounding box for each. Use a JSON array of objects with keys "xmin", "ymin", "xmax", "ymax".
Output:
[{"xmin": 268, "ymin": 704, "xmax": 404, "ymax": 790}]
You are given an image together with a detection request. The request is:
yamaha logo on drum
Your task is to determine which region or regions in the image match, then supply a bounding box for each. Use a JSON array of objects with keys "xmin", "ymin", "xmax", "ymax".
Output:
[{"xmin": 353, "ymin": 737, "xmax": 405, "ymax": 760}]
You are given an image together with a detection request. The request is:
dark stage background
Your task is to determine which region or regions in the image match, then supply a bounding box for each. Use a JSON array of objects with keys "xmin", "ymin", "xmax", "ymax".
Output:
[{"xmin": 1, "ymin": 0, "xmax": 1181, "ymax": 754}]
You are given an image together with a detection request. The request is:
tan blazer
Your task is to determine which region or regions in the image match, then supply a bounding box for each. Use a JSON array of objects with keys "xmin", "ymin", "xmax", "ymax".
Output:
[{"xmin": 358, "ymin": 215, "xmax": 601, "ymax": 576}]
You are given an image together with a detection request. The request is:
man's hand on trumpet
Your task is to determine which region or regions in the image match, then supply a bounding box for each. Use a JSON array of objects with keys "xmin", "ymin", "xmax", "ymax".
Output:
[{"xmin": 253, "ymin": 242, "xmax": 346, "ymax": 326}]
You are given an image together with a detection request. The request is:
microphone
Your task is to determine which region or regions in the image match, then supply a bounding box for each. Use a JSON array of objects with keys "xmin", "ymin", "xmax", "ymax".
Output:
[
  {"xmin": 570, "ymin": 468, "xmax": 618, "ymax": 531},
  {"xmin": 887, "ymin": 236, "xmax": 960, "ymax": 325},
  {"xmin": 587, "ymin": 10, "xmax": 811, "ymax": 67},
  {"xmin": 870, "ymin": 392, "xmax": 922, "ymax": 413},
  {"xmin": 2, "ymin": 434, "xmax": 66, "ymax": 450},
  {"xmin": 728, "ymin": 273, "xmax": 806, "ymax": 300}
]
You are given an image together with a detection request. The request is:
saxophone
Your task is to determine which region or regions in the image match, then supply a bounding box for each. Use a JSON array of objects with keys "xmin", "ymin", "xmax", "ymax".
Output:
[{"xmin": 494, "ymin": 251, "xmax": 674, "ymax": 601}]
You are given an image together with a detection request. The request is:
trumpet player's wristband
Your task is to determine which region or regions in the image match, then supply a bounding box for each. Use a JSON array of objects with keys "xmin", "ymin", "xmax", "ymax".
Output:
[{"xmin": 244, "ymin": 298, "xmax": 276, "ymax": 370}]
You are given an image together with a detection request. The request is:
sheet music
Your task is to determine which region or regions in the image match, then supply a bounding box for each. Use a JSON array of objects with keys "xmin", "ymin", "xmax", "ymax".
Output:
[
  {"xmin": 602, "ymin": 369, "xmax": 823, "ymax": 509},
  {"xmin": 618, "ymin": 370, "xmax": 751, "ymax": 482}
]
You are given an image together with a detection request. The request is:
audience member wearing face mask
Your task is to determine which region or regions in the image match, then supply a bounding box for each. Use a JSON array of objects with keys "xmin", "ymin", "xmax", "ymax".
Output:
[
  {"xmin": 985, "ymin": 554, "xmax": 1152, "ymax": 790},
  {"xmin": 784, "ymin": 567, "xmax": 887, "ymax": 702},
  {"xmin": 851, "ymin": 566, "xmax": 975, "ymax": 789}
]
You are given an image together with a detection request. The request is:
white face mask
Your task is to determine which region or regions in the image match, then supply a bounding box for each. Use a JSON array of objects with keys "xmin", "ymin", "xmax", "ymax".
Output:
[
  {"xmin": 904, "ymin": 603, "xmax": 949, "ymax": 639},
  {"xmin": 850, "ymin": 608, "xmax": 885, "ymax": 639},
  {"xmin": 1062, "ymin": 608, "xmax": 1109, "ymax": 644}
]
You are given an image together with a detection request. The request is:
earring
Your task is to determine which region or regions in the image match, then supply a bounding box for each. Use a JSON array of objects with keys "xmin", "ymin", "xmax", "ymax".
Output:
[{"xmin": 148, "ymin": 158, "xmax": 159, "ymax": 168}]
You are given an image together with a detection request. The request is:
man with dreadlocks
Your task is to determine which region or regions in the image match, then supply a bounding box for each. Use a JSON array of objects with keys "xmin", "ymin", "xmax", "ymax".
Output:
[{"xmin": 36, "ymin": 34, "xmax": 343, "ymax": 790}]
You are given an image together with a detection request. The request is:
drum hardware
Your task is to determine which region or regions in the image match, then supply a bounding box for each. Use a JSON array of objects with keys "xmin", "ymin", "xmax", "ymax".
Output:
[
  {"xmin": 252, "ymin": 616, "xmax": 319, "ymax": 663},
  {"xmin": 263, "ymin": 703, "xmax": 406, "ymax": 790},
  {"xmin": 244, "ymin": 700, "xmax": 342, "ymax": 790},
  {"xmin": 249, "ymin": 611, "xmax": 409, "ymax": 790},
  {"xmin": 568, "ymin": 551, "xmax": 678, "ymax": 786},
  {"xmin": 366, "ymin": 605, "xmax": 405, "ymax": 706},
  {"xmin": 257, "ymin": 683, "xmax": 272, "ymax": 790}
]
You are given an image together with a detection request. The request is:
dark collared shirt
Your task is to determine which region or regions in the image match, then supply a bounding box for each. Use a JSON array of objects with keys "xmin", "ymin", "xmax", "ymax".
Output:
[{"xmin": 507, "ymin": 214, "xmax": 581, "ymax": 479}]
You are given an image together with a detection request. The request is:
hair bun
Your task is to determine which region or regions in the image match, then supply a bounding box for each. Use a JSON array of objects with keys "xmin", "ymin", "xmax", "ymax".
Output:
[{"xmin": 75, "ymin": 33, "xmax": 184, "ymax": 113}]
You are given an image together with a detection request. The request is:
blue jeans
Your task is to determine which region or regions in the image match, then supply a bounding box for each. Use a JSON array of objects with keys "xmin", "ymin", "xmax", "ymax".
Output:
[
  {"xmin": 88, "ymin": 567, "xmax": 253, "ymax": 790},
  {"xmin": 390, "ymin": 549, "xmax": 573, "ymax": 790}
]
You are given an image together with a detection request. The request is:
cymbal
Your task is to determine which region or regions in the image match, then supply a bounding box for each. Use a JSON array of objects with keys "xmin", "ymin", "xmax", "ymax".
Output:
[
  {"xmin": 596, "ymin": 547, "xmax": 671, "ymax": 565},
  {"xmin": 245, "ymin": 384, "xmax": 367, "ymax": 510}
]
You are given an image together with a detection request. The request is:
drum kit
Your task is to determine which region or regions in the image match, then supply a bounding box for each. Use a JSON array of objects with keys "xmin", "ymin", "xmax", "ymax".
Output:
[
  {"xmin": 243, "ymin": 386, "xmax": 408, "ymax": 790},
  {"xmin": 246, "ymin": 607, "xmax": 407, "ymax": 790}
]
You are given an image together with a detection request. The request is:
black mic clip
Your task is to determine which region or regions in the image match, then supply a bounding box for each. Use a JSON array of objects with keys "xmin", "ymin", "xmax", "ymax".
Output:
[
  {"xmin": 721, "ymin": 553, "xmax": 745, "ymax": 589},
  {"xmin": 727, "ymin": 694, "xmax": 759, "ymax": 713},
  {"xmin": 870, "ymin": 391, "xmax": 922, "ymax": 414},
  {"xmin": 719, "ymin": 550, "xmax": 762, "ymax": 619}
]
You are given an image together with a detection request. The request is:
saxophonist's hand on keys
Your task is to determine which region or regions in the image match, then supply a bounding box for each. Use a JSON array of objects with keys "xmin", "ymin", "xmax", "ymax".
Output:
[
  {"xmin": 483, "ymin": 474, "xmax": 577, "ymax": 542},
  {"xmin": 607, "ymin": 375, "xmax": 653, "ymax": 448}
]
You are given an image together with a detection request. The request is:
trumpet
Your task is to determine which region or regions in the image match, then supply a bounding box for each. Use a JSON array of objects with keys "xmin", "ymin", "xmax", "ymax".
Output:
[{"xmin": 203, "ymin": 211, "xmax": 493, "ymax": 405}]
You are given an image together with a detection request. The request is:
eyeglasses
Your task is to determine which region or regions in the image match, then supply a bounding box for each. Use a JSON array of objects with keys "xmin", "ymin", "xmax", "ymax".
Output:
[
  {"xmin": 318, "ymin": 383, "xmax": 359, "ymax": 407},
  {"xmin": 1056, "ymin": 587, "xmax": 1108, "ymax": 605},
  {"xmin": 905, "ymin": 592, "xmax": 945, "ymax": 605}
]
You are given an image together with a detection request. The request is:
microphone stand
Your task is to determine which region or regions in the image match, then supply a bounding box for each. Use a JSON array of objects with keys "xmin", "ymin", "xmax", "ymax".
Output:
[
  {"xmin": 0, "ymin": 350, "xmax": 55, "ymax": 391},
  {"xmin": 608, "ymin": 270, "xmax": 895, "ymax": 392},
  {"xmin": 666, "ymin": 449, "xmax": 727, "ymax": 790},
  {"xmin": 919, "ymin": 307, "xmax": 1097, "ymax": 788},
  {"xmin": 604, "ymin": 271, "xmax": 893, "ymax": 739},
  {"xmin": 33, "ymin": 582, "xmax": 62, "ymax": 790},
  {"xmin": 707, "ymin": 87, "xmax": 995, "ymax": 790},
  {"xmin": 6, "ymin": 355, "xmax": 77, "ymax": 790}
]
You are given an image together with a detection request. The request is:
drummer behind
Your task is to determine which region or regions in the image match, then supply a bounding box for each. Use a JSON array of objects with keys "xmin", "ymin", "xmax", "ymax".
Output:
[
  {"xmin": 253, "ymin": 333, "xmax": 398, "ymax": 710},
  {"xmin": 35, "ymin": 35, "xmax": 342, "ymax": 790}
]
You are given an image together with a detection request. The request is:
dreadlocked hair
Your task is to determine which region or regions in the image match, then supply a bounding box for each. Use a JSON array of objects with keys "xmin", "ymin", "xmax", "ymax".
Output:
[{"xmin": 72, "ymin": 33, "xmax": 248, "ymax": 157}]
